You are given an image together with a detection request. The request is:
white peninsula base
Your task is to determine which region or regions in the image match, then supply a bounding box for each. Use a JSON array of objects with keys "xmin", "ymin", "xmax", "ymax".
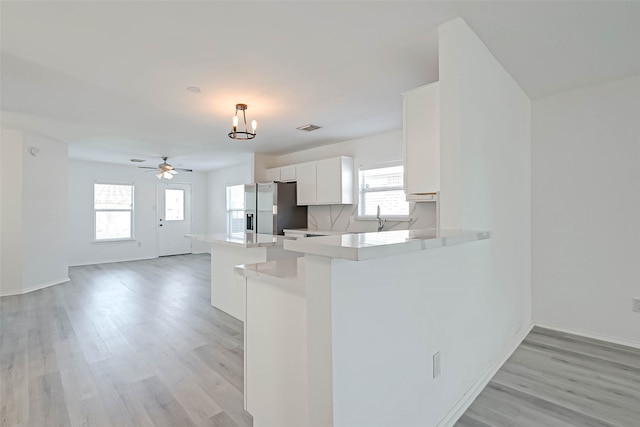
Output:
[
  {"xmin": 187, "ymin": 233, "xmax": 299, "ymax": 321},
  {"xmin": 236, "ymin": 229, "xmax": 499, "ymax": 427}
]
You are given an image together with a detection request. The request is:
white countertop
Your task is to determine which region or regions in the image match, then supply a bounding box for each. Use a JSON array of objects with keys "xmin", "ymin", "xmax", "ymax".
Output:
[
  {"xmin": 283, "ymin": 228, "xmax": 491, "ymax": 261},
  {"xmin": 186, "ymin": 232, "xmax": 285, "ymax": 248},
  {"xmin": 235, "ymin": 257, "xmax": 305, "ymax": 295},
  {"xmin": 283, "ymin": 229, "xmax": 351, "ymax": 236}
]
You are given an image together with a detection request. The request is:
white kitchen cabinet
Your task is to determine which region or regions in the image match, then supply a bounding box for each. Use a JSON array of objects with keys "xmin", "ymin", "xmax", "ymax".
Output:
[
  {"xmin": 295, "ymin": 162, "xmax": 317, "ymax": 205},
  {"xmin": 265, "ymin": 167, "xmax": 281, "ymax": 182},
  {"xmin": 316, "ymin": 156, "xmax": 353, "ymax": 204},
  {"xmin": 403, "ymin": 82, "xmax": 440, "ymax": 198},
  {"xmin": 295, "ymin": 156, "xmax": 353, "ymax": 206},
  {"xmin": 280, "ymin": 165, "xmax": 296, "ymax": 182}
]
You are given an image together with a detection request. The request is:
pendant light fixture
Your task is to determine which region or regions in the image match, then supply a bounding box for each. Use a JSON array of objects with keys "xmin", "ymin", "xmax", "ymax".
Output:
[{"xmin": 228, "ymin": 103, "xmax": 257, "ymax": 140}]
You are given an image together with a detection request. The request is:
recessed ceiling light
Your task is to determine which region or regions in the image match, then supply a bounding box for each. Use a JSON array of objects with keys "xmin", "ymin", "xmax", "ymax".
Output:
[
  {"xmin": 296, "ymin": 124, "xmax": 322, "ymax": 132},
  {"xmin": 130, "ymin": 158, "xmax": 146, "ymax": 163},
  {"xmin": 187, "ymin": 86, "xmax": 202, "ymax": 93}
]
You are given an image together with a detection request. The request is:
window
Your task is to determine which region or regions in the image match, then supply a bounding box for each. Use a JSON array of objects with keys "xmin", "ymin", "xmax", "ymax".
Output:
[
  {"xmin": 94, "ymin": 183, "xmax": 134, "ymax": 240},
  {"xmin": 358, "ymin": 163, "xmax": 409, "ymax": 218},
  {"xmin": 226, "ymin": 184, "xmax": 245, "ymax": 235},
  {"xmin": 164, "ymin": 189, "xmax": 184, "ymax": 221}
]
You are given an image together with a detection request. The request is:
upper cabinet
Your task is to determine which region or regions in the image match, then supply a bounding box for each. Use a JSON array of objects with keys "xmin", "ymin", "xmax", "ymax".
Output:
[
  {"xmin": 280, "ymin": 165, "xmax": 296, "ymax": 182},
  {"xmin": 265, "ymin": 165, "xmax": 297, "ymax": 183},
  {"xmin": 403, "ymin": 82, "xmax": 440, "ymax": 199},
  {"xmin": 295, "ymin": 162, "xmax": 317, "ymax": 205},
  {"xmin": 265, "ymin": 167, "xmax": 281, "ymax": 182},
  {"xmin": 296, "ymin": 156, "xmax": 353, "ymax": 206}
]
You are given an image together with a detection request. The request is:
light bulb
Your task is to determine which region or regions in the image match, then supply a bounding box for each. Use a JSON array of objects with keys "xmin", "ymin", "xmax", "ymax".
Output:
[
  {"xmin": 251, "ymin": 120, "xmax": 257, "ymax": 133},
  {"xmin": 156, "ymin": 172, "xmax": 163, "ymax": 179},
  {"xmin": 166, "ymin": 172, "xmax": 173, "ymax": 180},
  {"xmin": 232, "ymin": 115, "xmax": 239, "ymax": 131}
]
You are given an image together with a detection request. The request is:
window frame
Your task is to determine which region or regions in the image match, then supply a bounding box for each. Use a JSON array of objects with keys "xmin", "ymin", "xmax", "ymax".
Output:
[
  {"xmin": 357, "ymin": 161, "xmax": 411, "ymax": 221},
  {"xmin": 93, "ymin": 182, "xmax": 135, "ymax": 242},
  {"xmin": 226, "ymin": 184, "xmax": 245, "ymax": 235}
]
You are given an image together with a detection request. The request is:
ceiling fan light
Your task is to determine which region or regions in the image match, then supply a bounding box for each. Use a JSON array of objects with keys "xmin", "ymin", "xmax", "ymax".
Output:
[
  {"xmin": 165, "ymin": 172, "xmax": 174, "ymax": 180},
  {"xmin": 156, "ymin": 172, "xmax": 163, "ymax": 179}
]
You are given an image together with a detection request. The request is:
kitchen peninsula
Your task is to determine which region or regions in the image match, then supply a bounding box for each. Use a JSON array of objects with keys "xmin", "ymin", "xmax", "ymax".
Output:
[
  {"xmin": 236, "ymin": 228, "xmax": 491, "ymax": 427},
  {"xmin": 187, "ymin": 233, "xmax": 300, "ymax": 321}
]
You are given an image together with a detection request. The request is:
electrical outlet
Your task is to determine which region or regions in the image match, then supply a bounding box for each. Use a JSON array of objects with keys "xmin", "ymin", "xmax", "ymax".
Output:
[
  {"xmin": 433, "ymin": 352, "xmax": 441, "ymax": 379},
  {"xmin": 137, "ymin": 242, "xmax": 142, "ymax": 248},
  {"xmin": 633, "ymin": 298, "xmax": 640, "ymax": 313}
]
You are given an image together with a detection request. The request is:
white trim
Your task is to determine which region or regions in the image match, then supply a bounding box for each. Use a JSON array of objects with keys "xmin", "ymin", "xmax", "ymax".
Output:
[
  {"xmin": 357, "ymin": 160, "xmax": 403, "ymax": 171},
  {"xmin": 0, "ymin": 277, "xmax": 70, "ymax": 297},
  {"xmin": 534, "ymin": 322, "xmax": 640, "ymax": 350},
  {"xmin": 69, "ymin": 254, "xmax": 157, "ymax": 267},
  {"xmin": 91, "ymin": 238, "xmax": 137, "ymax": 243},
  {"xmin": 436, "ymin": 322, "xmax": 534, "ymax": 427}
]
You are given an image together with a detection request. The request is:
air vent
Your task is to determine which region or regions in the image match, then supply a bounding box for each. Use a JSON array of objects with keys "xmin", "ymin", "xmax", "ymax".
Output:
[
  {"xmin": 296, "ymin": 124, "xmax": 322, "ymax": 132},
  {"xmin": 130, "ymin": 158, "xmax": 146, "ymax": 163}
]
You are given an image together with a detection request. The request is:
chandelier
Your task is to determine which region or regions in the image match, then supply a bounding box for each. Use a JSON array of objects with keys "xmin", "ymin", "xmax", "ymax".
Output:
[{"xmin": 228, "ymin": 103, "xmax": 257, "ymax": 140}]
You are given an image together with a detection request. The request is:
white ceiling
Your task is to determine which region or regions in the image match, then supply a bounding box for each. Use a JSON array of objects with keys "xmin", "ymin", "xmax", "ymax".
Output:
[{"xmin": 2, "ymin": 1, "xmax": 639, "ymax": 171}]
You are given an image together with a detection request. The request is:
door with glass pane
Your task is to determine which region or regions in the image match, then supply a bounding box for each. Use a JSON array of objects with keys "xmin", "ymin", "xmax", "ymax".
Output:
[{"xmin": 157, "ymin": 183, "xmax": 192, "ymax": 256}]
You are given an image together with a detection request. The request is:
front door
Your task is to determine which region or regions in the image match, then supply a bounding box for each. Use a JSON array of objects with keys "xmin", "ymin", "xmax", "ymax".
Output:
[{"xmin": 157, "ymin": 183, "xmax": 192, "ymax": 256}]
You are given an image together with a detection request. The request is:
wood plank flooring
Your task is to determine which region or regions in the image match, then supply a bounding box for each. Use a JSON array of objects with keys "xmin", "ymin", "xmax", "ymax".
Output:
[
  {"xmin": 0, "ymin": 254, "xmax": 252, "ymax": 427},
  {"xmin": 456, "ymin": 326, "xmax": 640, "ymax": 427},
  {"xmin": 3, "ymin": 256, "xmax": 640, "ymax": 427}
]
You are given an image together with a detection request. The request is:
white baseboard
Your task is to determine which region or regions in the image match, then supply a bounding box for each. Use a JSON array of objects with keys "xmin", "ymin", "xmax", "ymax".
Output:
[
  {"xmin": 436, "ymin": 322, "xmax": 534, "ymax": 427},
  {"xmin": 69, "ymin": 255, "xmax": 157, "ymax": 267},
  {"xmin": 0, "ymin": 276, "xmax": 70, "ymax": 297},
  {"xmin": 534, "ymin": 322, "xmax": 640, "ymax": 350}
]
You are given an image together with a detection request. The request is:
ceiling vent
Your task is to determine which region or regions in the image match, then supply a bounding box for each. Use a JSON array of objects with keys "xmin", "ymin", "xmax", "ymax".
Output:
[{"xmin": 296, "ymin": 124, "xmax": 322, "ymax": 132}]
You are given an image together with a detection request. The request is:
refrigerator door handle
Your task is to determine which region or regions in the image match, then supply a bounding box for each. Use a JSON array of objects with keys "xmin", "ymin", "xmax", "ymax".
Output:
[{"xmin": 246, "ymin": 213, "xmax": 254, "ymax": 231}]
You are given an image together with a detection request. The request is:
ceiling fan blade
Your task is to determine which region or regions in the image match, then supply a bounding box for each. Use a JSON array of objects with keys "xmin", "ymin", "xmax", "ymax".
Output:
[
  {"xmin": 139, "ymin": 166, "xmax": 160, "ymax": 170},
  {"xmin": 174, "ymin": 168, "xmax": 193, "ymax": 172}
]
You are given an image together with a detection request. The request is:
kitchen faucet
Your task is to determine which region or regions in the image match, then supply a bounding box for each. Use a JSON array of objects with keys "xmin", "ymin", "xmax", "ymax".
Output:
[{"xmin": 376, "ymin": 205, "xmax": 386, "ymax": 232}]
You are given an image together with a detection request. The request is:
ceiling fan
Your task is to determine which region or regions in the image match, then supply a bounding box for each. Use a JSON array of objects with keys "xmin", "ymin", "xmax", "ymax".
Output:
[{"xmin": 139, "ymin": 157, "xmax": 193, "ymax": 180}]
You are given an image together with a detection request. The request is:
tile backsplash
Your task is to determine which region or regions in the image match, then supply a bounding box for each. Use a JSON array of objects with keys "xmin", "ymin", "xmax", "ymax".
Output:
[{"xmin": 307, "ymin": 202, "xmax": 437, "ymax": 233}]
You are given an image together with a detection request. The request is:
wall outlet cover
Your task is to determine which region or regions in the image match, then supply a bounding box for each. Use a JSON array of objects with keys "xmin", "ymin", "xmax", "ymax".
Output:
[{"xmin": 633, "ymin": 298, "xmax": 640, "ymax": 313}]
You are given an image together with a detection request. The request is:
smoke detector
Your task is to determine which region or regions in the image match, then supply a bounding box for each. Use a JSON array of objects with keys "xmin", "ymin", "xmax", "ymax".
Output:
[{"xmin": 296, "ymin": 124, "xmax": 322, "ymax": 132}]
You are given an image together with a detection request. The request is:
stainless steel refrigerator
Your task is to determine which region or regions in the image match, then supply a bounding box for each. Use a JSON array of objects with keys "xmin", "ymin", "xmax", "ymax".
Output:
[{"xmin": 244, "ymin": 182, "xmax": 307, "ymax": 235}]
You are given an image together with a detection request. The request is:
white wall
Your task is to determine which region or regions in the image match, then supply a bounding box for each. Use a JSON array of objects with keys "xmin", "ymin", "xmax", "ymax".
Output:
[
  {"xmin": 532, "ymin": 75, "xmax": 640, "ymax": 345},
  {"xmin": 1, "ymin": 128, "xmax": 69, "ymax": 296},
  {"xmin": 0, "ymin": 129, "xmax": 24, "ymax": 295},
  {"xmin": 436, "ymin": 17, "xmax": 531, "ymax": 423},
  {"xmin": 268, "ymin": 130, "xmax": 438, "ymax": 232},
  {"xmin": 207, "ymin": 162, "xmax": 253, "ymax": 234},
  {"xmin": 68, "ymin": 160, "xmax": 209, "ymax": 266},
  {"xmin": 22, "ymin": 133, "xmax": 69, "ymax": 290}
]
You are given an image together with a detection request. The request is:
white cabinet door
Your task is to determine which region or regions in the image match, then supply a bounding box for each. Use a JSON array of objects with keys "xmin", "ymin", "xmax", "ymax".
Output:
[
  {"xmin": 404, "ymin": 82, "xmax": 440, "ymax": 195},
  {"xmin": 265, "ymin": 167, "xmax": 281, "ymax": 182},
  {"xmin": 280, "ymin": 165, "xmax": 296, "ymax": 182},
  {"xmin": 316, "ymin": 158, "xmax": 342, "ymax": 204},
  {"xmin": 296, "ymin": 163, "xmax": 317, "ymax": 205}
]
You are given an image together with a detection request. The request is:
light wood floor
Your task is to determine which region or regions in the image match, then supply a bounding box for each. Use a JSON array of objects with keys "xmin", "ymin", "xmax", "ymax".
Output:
[
  {"xmin": 0, "ymin": 254, "xmax": 252, "ymax": 427},
  {"xmin": 3, "ymin": 256, "xmax": 640, "ymax": 427},
  {"xmin": 456, "ymin": 326, "xmax": 640, "ymax": 427}
]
